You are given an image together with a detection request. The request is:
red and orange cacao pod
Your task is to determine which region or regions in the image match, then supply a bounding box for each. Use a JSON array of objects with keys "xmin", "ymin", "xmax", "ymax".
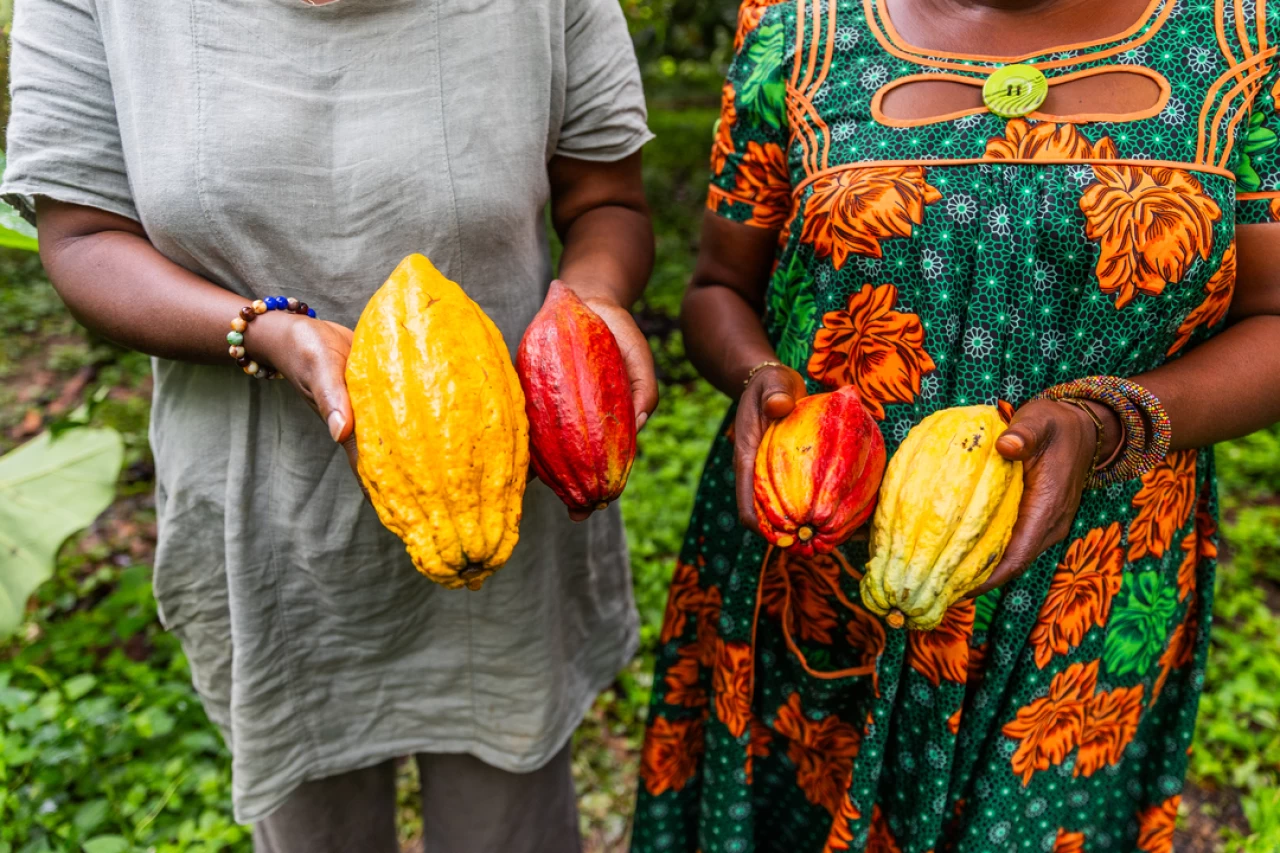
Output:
[
  {"xmin": 753, "ymin": 385, "xmax": 886, "ymax": 556},
  {"xmin": 516, "ymin": 281, "xmax": 637, "ymax": 513}
]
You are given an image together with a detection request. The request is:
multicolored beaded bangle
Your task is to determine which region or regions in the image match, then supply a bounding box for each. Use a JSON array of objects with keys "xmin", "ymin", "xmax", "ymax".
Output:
[
  {"xmin": 226, "ymin": 296, "xmax": 317, "ymax": 380},
  {"xmin": 1038, "ymin": 376, "xmax": 1171, "ymax": 487}
]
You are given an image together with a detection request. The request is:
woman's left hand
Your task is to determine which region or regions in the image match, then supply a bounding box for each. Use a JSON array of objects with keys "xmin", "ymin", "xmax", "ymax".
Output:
[{"xmin": 969, "ymin": 398, "xmax": 1114, "ymax": 596}]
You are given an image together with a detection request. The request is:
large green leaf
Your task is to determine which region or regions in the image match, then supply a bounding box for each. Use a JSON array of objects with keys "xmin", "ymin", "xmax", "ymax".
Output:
[
  {"xmin": 0, "ymin": 152, "xmax": 40, "ymax": 253},
  {"xmin": 0, "ymin": 428, "xmax": 123, "ymax": 637}
]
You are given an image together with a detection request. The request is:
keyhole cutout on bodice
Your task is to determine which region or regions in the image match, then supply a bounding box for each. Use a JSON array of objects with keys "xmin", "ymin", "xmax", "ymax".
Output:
[{"xmin": 876, "ymin": 68, "xmax": 1168, "ymax": 124}]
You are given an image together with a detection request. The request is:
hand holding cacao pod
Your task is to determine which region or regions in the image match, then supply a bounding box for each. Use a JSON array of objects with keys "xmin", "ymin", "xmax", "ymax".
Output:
[
  {"xmin": 345, "ymin": 254, "xmax": 529, "ymax": 590},
  {"xmin": 752, "ymin": 385, "xmax": 886, "ymax": 556},
  {"xmin": 860, "ymin": 405, "xmax": 1024, "ymax": 630},
  {"xmin": 516, "ymin": 281, "xmax": 638, "ymax": 515}
]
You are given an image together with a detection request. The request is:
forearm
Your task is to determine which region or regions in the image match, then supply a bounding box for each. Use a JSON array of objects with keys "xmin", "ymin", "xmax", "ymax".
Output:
[
  {"xmin": 556, "ymin": 203, "xmax": 653, "ymax": 308},
  {"xmin": 1134, "ymin": 314, "xmax": 1280, "ymax": 450},
  {"xmin": 37, "ymin": 200, "xmax": 293, "ymax": 366},
  {"xmin": 681, "ymin": 283, "xmax": 780, "ymax": 399}
]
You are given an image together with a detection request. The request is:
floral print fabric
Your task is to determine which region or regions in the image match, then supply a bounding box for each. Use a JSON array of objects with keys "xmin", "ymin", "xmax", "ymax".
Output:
[{"xmin": 632, "ymin": 0, "xmax": 1278, "ymax": 851}]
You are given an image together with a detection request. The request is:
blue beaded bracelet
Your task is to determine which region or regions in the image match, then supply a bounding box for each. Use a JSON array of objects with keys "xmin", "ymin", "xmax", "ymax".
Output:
[{"xmin": 227, "ymin": 296, "xmax": 318, "ymax": 379}]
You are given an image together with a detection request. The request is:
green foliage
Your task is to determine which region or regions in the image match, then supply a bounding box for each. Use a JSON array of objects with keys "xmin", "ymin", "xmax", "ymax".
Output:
[
  {"xmin": 0, "ymin": 428, "xmax": 123, "ymax": 637},
  {"xmin": 1, "ymin": 565, "xmax": 246, "ymax": 852},
  {"xmin": 0, "ymin": 154, "xmax": 38, "ymax": 253}
]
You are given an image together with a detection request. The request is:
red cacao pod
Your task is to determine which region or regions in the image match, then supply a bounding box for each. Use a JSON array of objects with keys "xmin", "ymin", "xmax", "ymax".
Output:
[
  {"xmin": 753, "ymin": 385, "xmax": 886, "ymax": 556},
  {"xmin": 516, "ymin": 281, "xmax": 637, "ymax": 513}
]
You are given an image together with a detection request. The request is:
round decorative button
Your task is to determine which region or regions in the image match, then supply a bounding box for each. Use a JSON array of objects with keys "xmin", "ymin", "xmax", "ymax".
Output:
[{"xmin": 982, "ymin": 64, "xmax": 1049, "ymax": 118}]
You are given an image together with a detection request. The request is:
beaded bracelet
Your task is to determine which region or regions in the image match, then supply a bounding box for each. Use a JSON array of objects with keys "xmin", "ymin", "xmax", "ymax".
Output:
[
  {"xmin": 226, "ymin": 296, "xmax": 317, "ymax": 380},
  {"xmin": 1037, "ymin": 376, "xmax": 1171, "ymax": 487}
]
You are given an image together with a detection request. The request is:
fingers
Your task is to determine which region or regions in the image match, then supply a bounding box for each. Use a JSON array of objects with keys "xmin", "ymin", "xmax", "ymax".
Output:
[
  {"xmin": 969, "ymin": 487, "xmax": 1059, "ymax": 597},
  {"xmin": 995, "ymin": 401, "xmax": 1058, "ymax": 461},
  {"xmin": 735, "ymin": 365, "xmax": 804, "ymax": 532}
]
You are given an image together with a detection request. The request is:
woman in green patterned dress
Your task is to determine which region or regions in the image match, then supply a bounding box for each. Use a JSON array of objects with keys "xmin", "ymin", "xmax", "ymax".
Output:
[{"xmin": 632, "ymin": 0, "xmax": 1280, "ymax": 851}]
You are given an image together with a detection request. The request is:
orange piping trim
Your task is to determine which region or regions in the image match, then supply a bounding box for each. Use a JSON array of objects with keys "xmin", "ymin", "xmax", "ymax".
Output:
[
  {"xmin": 790, "ymin": 0, "xmax": 807, "ymax": 89},
  {"xmin": 1216, "ymin": 74, "xmax": 1268, "ymax": 168},
  {"xmin": 799, "ymin": 0, "xmax": 822, "ymax": 94},
  {"xmin": 1237, "ymin": 191, "xmax": 1280, "ymax": 198},
  {"xmin": 869, "ymin": 66, "xmax": 1171, "ymax": 128},
  {"xmin": 1235, "ymin": 0, "xmax": 1254, "ymax": 62},
  {"xmin": 1259, "ymin": 0, "xmax": 1268, "ymax": 54},
  {"xmin": 790, "ymin": 158, "xmax": 1237, "ymax": 198},
  {"xmin": 786, "ymin": 93, "xmax": 821, "ymax": 176},
  {"xmin": 779, "ymin": 551, "xmax": 878, "ymax": 680},
  {"xmin": 1208, "ymin": 58, "xmax": 1274, "ymax": 164},
  {"xmin": 874, "ymin": 0, "xmax": 1163, "ymax": 62},
  {"xmin": 1195, "ymin": 50, "xmax": 1275, "ymax": 163},
  {"xmin": 863, "ymin": 0, "xmax": 1171, "ymax": 73},
  {"xmin": 788, "ymin": 87, "xmax": 827, "ymax": 174},
  {"xmin": 810, "ymin": 0, "xmax": 839, "ymax": 99},
  {"xmin": 1216, "ymin": 0, "xmax": 1245, "ymax": 84}
]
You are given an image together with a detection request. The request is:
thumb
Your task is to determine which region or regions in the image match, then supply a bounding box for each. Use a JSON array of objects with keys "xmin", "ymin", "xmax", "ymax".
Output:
[
  {"xmin": 757, "ymin": 366, "xmax": 807, "ymax": 421},
  {"xmin": 996, "ymin": 402, "xmax": 1056, "ymax": 461}
]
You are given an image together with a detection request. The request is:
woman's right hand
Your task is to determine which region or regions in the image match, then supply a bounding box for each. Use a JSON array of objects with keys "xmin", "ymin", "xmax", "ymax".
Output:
[
  {"xmin": 250, "ymin": 313, "xmax": 365, "ymax": 494},
  {"xmin": 733, "ymin": 364, "xmax": 808, "ymax": 533}
]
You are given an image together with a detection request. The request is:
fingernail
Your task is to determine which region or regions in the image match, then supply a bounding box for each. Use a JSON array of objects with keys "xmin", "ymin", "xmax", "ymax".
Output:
[
  {"xmin": 636, "ymin": 411, "xmax": 648, "ymax": 431},
  {"xmin": 327, "ymin": 411, "xmax": 346, "ymax": 442}
]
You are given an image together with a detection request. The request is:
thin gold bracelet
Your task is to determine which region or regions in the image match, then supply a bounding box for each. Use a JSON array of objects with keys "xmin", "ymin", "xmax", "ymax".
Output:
[
  {"xmin": 1061, "ymin": 398, "xmax": 1105, "ymax": 471},
  {"xmin": 743, "ymin": 360, "xmax": 785, "ymax": 388}
]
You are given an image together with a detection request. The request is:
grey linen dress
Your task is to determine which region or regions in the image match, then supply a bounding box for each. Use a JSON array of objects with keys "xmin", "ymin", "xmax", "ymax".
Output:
[{"xmin": 3, "ymin": 0, "xmax": 653, "ymax": 823}]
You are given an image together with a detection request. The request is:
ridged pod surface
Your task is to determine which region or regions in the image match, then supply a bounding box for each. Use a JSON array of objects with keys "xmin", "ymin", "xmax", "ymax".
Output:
[
  {"xmin": 516, "ymin": 281, "xmax": 636, "ymax": 513},
  {"xmin": 346, "ymin": 254, "xmax": 530, "ymax": 590},
  {"xmin": 753, "ymin": 385, "xmax": 886, "ymax": 557},
  {"xmin": 860, "ymin": 405, "xmax": 1023, "ymax": 630}
]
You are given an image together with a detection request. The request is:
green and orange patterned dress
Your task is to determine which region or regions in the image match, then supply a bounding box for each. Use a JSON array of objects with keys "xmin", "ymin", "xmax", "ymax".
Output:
[{"xmin": 632, "ymin": 0, "xmax": 1280, "ymax": 851}]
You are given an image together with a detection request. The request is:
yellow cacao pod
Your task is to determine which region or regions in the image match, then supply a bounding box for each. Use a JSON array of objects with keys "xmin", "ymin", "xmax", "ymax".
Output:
[
  {"xmin": 860, "ymin": 405, "xmax": 1023, "ymax": 631},
  {"xmin": 346, "ymin": 254, "xmax": 530, "ymax": 590}
]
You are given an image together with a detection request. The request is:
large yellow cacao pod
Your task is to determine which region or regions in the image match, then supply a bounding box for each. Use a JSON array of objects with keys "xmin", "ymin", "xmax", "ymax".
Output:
[
  {"xmin": 860, "ymin": 405, "xmax": 1023, "ymax": 630},
  {"xmin": 346, "ymin": 254, "xmax": 530, "ymax": 590}
]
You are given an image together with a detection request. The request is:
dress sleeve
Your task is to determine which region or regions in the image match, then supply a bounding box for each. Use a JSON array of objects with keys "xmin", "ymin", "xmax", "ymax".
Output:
[
  {"xmin": 556, "ymin": 0, "xmax": 655, "ymax": 162},
  {"xmin": 1, "ymin": 0, "xmax": 137, "ymax": 225},
  {"xmin": 706, "ymin": 3, "xmax": 792, "ymax": 230},
  {"xmin": 1233, "ymin": 39, "xmax": 1280, "ymax": 225}
]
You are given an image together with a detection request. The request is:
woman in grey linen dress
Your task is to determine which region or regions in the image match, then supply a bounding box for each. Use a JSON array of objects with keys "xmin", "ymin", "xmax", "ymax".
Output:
[{"xmin": 2, "ymin": 0, "xmax": 657, "ymax": 849}]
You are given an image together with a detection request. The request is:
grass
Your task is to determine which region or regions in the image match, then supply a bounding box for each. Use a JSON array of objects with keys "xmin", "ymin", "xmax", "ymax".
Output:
[{"xmin": 1, "ymin": 103, "xmax": 1279, "ymax": 852}]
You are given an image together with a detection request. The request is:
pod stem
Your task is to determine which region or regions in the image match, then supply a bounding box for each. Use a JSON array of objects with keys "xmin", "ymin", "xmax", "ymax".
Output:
[
  {"xmin": 886, "ymin": 610, "xmax": 906, "ymax": 629},
  {"xmin": 797, "ymin": 525, "xmax": 814, "ymax": 542}
]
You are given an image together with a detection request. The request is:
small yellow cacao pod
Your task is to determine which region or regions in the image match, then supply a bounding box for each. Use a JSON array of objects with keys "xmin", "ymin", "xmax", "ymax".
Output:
[
  {"xmin": 860, "ymin": 405, "xmax": 1024, "ymax": 630},
  {"xmin": 346, "ymin": 254, "xmax": 530, "ymax": 590}
]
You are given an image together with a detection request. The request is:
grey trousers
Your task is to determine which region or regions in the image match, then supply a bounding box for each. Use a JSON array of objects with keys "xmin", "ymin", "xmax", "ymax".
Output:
[{"xmin": 253, "ymin": 744, "xmax": 582, "ymax": 853}]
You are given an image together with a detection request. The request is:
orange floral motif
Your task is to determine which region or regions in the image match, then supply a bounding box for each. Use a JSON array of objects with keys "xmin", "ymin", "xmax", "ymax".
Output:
[
  {"xmin": 664, "ymin": 644, "xmax": 707, "ymax": 709},
  {"xmin": 761, "ymin": 550, "xmax": 844, "ymax": 644},
  {"xmin": 1079, "ymin": 161, "xmax": 1222, "ymax": 309},
  {"xmin": 773, "ymin": 693, "xmax": 861, "ymax": 815},
  {"xmin": 1270, "ymin": 197, "xmax": 1280, "ymax": 221},
  {"xmin": 1153, "ymin": 605, "xmax": 1198, "ymax": 703},
  {"xmin": 735, "ymin": 0, "xmax": 788, "ymax": 48},
  {"xmin": 1137, "ymin": 795, "xmax": 1180, "ymax": 853},
  {"xmin": 711, "ymin": 83, "xmax": 738, "ymax": 177},
  {"xmin": 1075, "ymin": 684, "xmax": 1144, "ymax": 777},
  {"xmin": 1003, "ymin": 660, "xmax": 1098, "ymax": 785},
  {"xmin": 821, "ymin": 794, "xmax": 862, "ymax": 852},
  {"xmin": 713, "ymin": 641, "xmax": 754, "ymax": 737},
  {"xmin": 1030, "ymin": 523, "xmax": 1125, "ymax": 668},
  {"xmin": 1053, "ymin": 829, "xmax": 1087, "ymax": 853},
  {"xmin": 968, "ymin": 641, "xmax": 990, "ymax": 683},
  {"xmin": 846, "ymin": 604, "xmax": 887, "ymax": 694},
  {"xmin": 1176, "ymin": 493, "xmax": 1217, "ymax": 602},
  {"xmin": 1128, "ymin": 450, "xmax": 1198, "ymax": 562},
  {"xmin": 745, "ymin": 717, "xmax": 773, "ymax": 784},
  {"xmin": 800, "ymin": 166, "xmax": 941, "ymax": 268},
  {"xmin": 907, "ymin": 600, "xmax": 974, "ymax": 686},
  {"xmin": 737, "ymin": 141, "xmax": 792, "ymax": 229},
  {"xmin": 984, "ymin": 119, "xmax": 1110, "ymax": 160},
  {"xmin": 661, "ymin": 559, "xmax": 704, "ymax": 644},
  {"xmin": 807, "ymin": 283, "xmax": 936, "ymax": 420},
  {"xmin": 706, "ymin": 184, "xmax": 734, "ymax": 214},
  {"xmin": 696, "ymin": 585, "xmax": 724, "ymax": 668},
  {"xmin": 1168, "ymin": 240, "xmax": 1236, "ymax": 355},
  {"xmin": 947, "ymin": 707, "xmax": 963, "ymax": 736},
  {"xmin": 640, "ymin": 715, "xmax": 705, "ymax": 797},
  {"xmin": 866, "ymin": 805, "xmax": 902, "ymax": 853}
]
